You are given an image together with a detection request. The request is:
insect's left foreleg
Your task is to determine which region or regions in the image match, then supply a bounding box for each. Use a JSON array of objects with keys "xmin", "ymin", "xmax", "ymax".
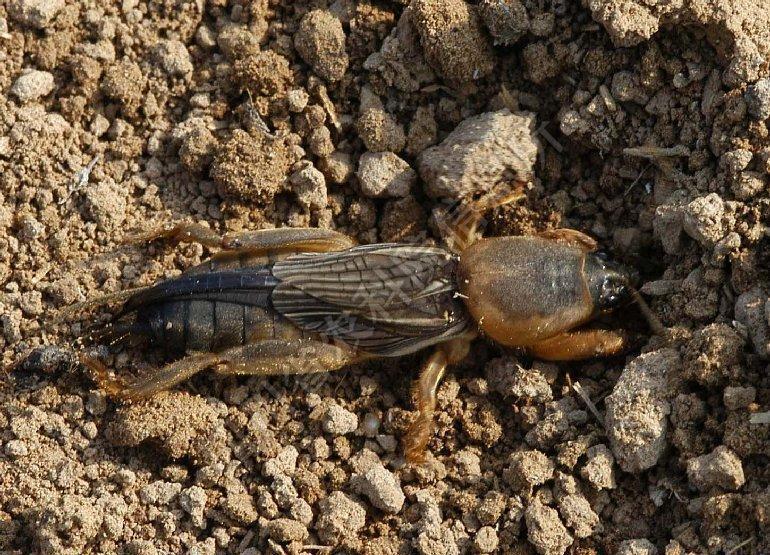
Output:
[
  {"xmin": 404, "ymin": 337, "xmax": 472, "ymax": 463},
  {"xmin": 443, "ymin": 185, "xmax": 526, "ymax": 253},
  {"xmin": 527, "ymin": 329, "xmax": 626, "ymax": 361}
]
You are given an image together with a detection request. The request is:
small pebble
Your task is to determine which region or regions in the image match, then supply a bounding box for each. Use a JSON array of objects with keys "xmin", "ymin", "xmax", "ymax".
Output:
[
  {"xmin": 617, "ymin": 538, "xmax": 658, "ymax": 555},
  {"xmin": 153, "ymin": 40, "xmax": 193, "ymax": 76},
  {"xmin": 723, "ymin": 386, "xmax": 756, "ymax": 410},
  {"xmin": 686, "ymin": 446, "xmax": 745, "ymax": 491},
  {"xmin": 287, "ymin": 89, "xmax": 310, "ymax": 113},
  {"xmin": 746, "ymin": 78, "xmax": 770, "ymax": 120},
  {"xmin": 10, "ymin": 70, "xmax": 55, "ymax": 102},
  {"xmin": 5, "ymin": 439, "xmax": 28, "ymax": 458},
  {"xmin": 350, "ymin": 464, "xmax": 405, "ymax": 514},
  {"xmin": 474, "ymin": 526, "xmax": 499, "ymax": 553},
  {"xmin": 9, "ymin": 0, "xmax": 64, "ymax": 28},
  {"xmin": 316, "ymin": 491, "xmax": 366, "ymax": 544},
  {"xmin": 290, "ymin": 163, "xmax": 327, "ymax": 212},
  {"xmin": 357, "ymin": 152, "xmax": 416, "ymax": 198},
  {"xmin": 323, "ymin": 403, "xmax": 359, "ymax": 435}
]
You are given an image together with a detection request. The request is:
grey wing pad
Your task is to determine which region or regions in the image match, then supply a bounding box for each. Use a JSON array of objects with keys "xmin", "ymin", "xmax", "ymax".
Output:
[{"xmin": 271, "ymin": 245, "xmax": 470, "ymax": 356}]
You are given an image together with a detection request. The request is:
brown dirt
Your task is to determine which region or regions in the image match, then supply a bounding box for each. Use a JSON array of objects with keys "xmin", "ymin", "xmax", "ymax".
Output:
[{"xmin": 2, "ymin": 0, "xmax": 770, "ymax": 554}]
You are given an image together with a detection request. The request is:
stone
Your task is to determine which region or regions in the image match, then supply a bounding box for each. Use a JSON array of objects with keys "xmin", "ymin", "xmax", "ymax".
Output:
[
  {"xmin": 682, "ymin": 193, "xmax": 725, "ymax": 248},
  {"xmin": 322, "ymin": 403, "xmax": 358, "ymax": 435},
  {"xmin": 315, "ymin": 491, "xmax": 366, "ymax": 544},
  {"xmin": 294, "ymin": 10, "xmax": 349, "ymax": 82},
  {"xmin": 478, "ymin": 0, "xmax": 529, "ymax": 46},
  {"xmin": 617, "ymin": 538, "xmax": 658, "ymax": 555},
  {"xmin": 357, "ymin": 152, "xmax": 416, "ymax": 198},
  {"xmin": 605, "ymin": 349, "xmax": 680, "ymax": 473},
  {"xmin": 350, "ymin": 464, "xmax": 405, "ymax": 514},
  {"xmin": 746, "ymin": 78, "xmax": 770, "ymax": 120},
  {"xmin": 686, "ymin": 446, "xmax": 745, "ymax": 491},
  {"xmin": 418, "ymin": 109, "xmax": 538, "ymax": 199},
  {"xmin": 290, "ymin": 163, "xmax": 327, "ymax": 211},
  {"xmin": 524, "ymin": 500, "xmax": 573, "ymax": 555},
  {"xmin": 9, "ymin": 0, "xmax": 64, "ymax": 28},
  {"xmin": 153, "ymin": 40, "xmax": 193, "ymax": 77},
  {"xmin": 10, "ymin": 70, "xmax": 55, "ymax": 102}
]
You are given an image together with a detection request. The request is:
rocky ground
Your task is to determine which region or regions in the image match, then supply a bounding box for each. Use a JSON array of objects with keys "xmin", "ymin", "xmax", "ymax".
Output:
[{"xmin": 1, "ymin": 0, "xmax": 769, "ymax": 554}]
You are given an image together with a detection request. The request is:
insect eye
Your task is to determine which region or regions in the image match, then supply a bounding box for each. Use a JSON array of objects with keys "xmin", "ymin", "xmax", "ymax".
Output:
[{"xmin": 599, "ymin": 275, "xmax": 627, "ymax": 310}]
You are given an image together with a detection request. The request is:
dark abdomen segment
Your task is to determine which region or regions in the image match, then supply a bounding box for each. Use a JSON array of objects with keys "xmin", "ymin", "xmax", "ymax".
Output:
[
  {"xmin": 130, "ymin": 267, "xmax": 305, "ymax": 353},
  {"xmin": 139, "ymin": 298, "xmax": 291, "ymax": 353}
]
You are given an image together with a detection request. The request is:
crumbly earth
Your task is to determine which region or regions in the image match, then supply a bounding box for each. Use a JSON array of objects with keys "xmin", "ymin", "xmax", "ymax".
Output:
[{"xmin": 1, "ymin": 1, "xmax": 770, "ymax": 554}]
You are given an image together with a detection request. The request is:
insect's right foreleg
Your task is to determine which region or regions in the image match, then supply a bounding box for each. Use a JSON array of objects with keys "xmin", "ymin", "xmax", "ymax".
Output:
[
  {"xmin": 404, "ymin": 337, "xmax": 472, "ymax": 463},
  {"xmin": 527, "ymin": 329, "xmax": 627, "ymax": 361}
]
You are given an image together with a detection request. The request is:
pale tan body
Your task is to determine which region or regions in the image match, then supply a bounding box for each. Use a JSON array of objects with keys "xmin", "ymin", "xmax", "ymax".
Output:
[{"xmin": 79, "ymin": 192, "xmax": 626, "ymax": 463}]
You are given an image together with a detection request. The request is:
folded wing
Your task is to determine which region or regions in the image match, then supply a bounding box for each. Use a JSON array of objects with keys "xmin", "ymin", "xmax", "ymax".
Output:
[{"xmin": 271, "ymin": 244, "xmax": 470, "ymax": 356}]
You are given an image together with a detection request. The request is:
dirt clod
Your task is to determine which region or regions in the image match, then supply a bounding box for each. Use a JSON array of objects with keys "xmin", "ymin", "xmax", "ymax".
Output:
[
  {"xmin": 232, "ymin": 51, "xmax": 292, "ymax": 97},
  {"xmin": 294, "ymin": 10, "xmax": 349, "ymax": 83},
  {"xmin": 525, "ymin": 500, "xmax": 573, "ymax": 555},
  {"xmin": 686, "ymin": 446, "xmax": 745, "ymax": 492},
  {"xmin": 211, "ymin": 129, "xmax": 293, "ymax": 202},
  {"xmin": 418, "ymin": 109, "xmax": 538, "ymax": 199},
  {"xmin": 357, "ymin": 151, "xmax": 416, "ymax": 198},
  {"xmin": 605, "ymin": 349, "xmax": 680, "ymax": 473},
  {"xmin": 10, "ymin": 70, "xmax": 54, "ymax": 102},
  {"xmin": 351, "ymin": 464, "xmax": 405, "ymax": 514},
  {"xmin": 411, "ymin": 0, "xmax": 495, "ymax": 84}
]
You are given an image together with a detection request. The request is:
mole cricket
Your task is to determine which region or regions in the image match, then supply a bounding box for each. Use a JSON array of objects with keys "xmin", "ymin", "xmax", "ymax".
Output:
[{"xmin": 66, "ymin": 187, "xmax": 663, "ymax": 462}]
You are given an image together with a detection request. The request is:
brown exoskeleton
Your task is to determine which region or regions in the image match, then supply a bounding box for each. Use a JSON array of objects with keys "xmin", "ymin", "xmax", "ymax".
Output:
[{"xmin": 70, "ymin": 188, "xmax": 661, "ymax": 462}]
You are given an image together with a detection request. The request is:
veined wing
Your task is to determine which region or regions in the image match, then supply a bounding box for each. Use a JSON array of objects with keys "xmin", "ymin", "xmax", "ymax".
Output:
[{"xmin": 271, "ymin": 244, "xmax": 470, "ymax": 356}]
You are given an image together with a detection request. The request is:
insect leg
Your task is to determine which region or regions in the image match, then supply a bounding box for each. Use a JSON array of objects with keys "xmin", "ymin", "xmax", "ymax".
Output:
[
  {"xmin": 536, "ymin": 228, "xmax": 598, "ymax": 252},
  {"xmin": 443, "ymin": 185, "xmax": 527, "ymax": 253},
  {"xmin": 55, "ymin": 285, "xmax": 154, "ymax": 323},
  {"xmin": 123, "ymin": 222, "xmax": 223, "ymax": 247},
  {"xmin": 125, "ymin": 224, "xmax": 355, "ymax": 254},
  {"xmin": 527, "ymin": 329, "xmax": 627, "ymax": 361},
  {"xmin": 80, "ymin": 351, "xmax": 220, "ymax": 402},
  {"xmin": 212, "ymin": 339, "xmax": 362, "ymax": 376},
  {"xmin": 404, "ymin": 337, "xmax": 472, "ymax": 463},
  {"xmin": 404, "ymin": 350, "xmax": 447, "ymax": 463}
]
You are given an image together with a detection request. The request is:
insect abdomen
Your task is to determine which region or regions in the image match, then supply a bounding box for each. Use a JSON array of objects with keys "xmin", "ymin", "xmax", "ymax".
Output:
[
  {"xmin": 130, "ymin": 265, "xmax": 307, "ymax": 353},
  {"xmin": 139, "ymin": 297, "xmax": 304, "ymax": 353}
]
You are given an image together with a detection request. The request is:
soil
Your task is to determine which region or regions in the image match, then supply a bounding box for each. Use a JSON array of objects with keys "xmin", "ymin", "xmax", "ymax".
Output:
[{"xmin": 2, "ymin": 0, "xmax": 770, "ymax": 554}]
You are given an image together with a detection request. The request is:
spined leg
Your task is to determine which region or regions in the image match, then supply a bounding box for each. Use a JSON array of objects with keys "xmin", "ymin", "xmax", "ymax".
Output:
[
  {"xmin": 442, "ymin": 184, "xmax": 527, "ymax": 253},
  {"xmin": 56, "ymin": 285, "xmax": 153, "ymax": 322},
  {"xmin": 527, "ymin": 329, "xmax": 626, "ymax": 361},
  {"xmin": 124, "ymin": 224, "xmax": 355, "ymax": 254},
  {"xmin": 212, "ymin": 339, "xmax": 363, "ymax": 376},
  {"xmin": 536, "ymin": 228, "xmax": 598, "ymax": 252},
  {"xmin": 80, "ymin": 351, "xmax": 220, "ymax": 402},
  {"xmin": 81, "ymin": 339, "xmax": 362, "ymax": 402},
  {"xmin": 404, "ymin": 337, "xmax": 472, "ymax": 463}
]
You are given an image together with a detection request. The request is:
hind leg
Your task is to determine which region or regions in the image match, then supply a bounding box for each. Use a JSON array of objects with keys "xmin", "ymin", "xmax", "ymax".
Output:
[
  {"xmin": 80, "ymin": 351, "xmax": 220, "ymax": 402},
  {"xmin": 124, "ymin": 224, "xmax": 355, "ymax": 254},
  {"xmin": 212, "ymin": 339, "xmax": 362, "ymax": 376},
  {"xmin": 81, "ymin": 339, "xmax": 362, "ymax": 402}
]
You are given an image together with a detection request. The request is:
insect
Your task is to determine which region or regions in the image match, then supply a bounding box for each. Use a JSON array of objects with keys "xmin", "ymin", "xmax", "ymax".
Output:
[{"xmin": 69, "ymin": 188, "xmax": 662, "ymax": 462}]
